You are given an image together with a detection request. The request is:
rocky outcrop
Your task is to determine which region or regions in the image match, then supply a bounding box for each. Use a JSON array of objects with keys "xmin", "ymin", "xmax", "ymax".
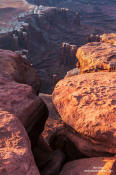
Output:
[
  {"xmin": 0, "ymin": 50, "xmax": 49, "ymax": 175},
  {"xmin": 60, "ymin": 157, "xmax": 116, "ymax": 175},
  {"xmin": 52, "ymin": 72, "xmax": 116, "ymax": 157},
  {"xmin": 0, "ymin": 49, "xmax": 40, "ymax": 94},
  {"xmin": 27, "ymin": 0, "xmax": 116, "ymax": 34},
  {"xmin": 76, "ymin": 42, "xmax": 116, "ymax": 73},
  {"xmin": 60, "ymin": 43, "xmax": 78, "ymax": 66},
  {"xmin": 0, "ymin": 4, "xmax": 92, "ymax": 93},
  {"xmin": 100, "ymin": 33, "xmax": 116, "ymax": 45}
]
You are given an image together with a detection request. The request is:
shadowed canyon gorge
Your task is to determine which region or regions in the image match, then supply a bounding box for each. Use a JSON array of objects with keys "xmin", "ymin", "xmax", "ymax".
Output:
[{"xmin": 0, "ymin": 0, "xmax": 116, "ymax": 175}]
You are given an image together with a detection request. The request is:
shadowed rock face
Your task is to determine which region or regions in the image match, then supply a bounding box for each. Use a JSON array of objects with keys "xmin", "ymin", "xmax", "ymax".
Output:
[
  {"xmin": 76, "ymin": 42, "xmax": 116, "ymax": 73},
  {"xmin": 52, "ymin": 72, "xmax": 116, "ymax": 157},
  {"xmin": 1, "ymin": 1, "xmax": 116, "ymax": 93},
  {"xmin": 0, "ymin": 49, "xmax": 49, "ymax": 175}
]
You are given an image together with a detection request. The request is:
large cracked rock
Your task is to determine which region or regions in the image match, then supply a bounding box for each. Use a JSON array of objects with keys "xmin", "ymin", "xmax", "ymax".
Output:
[
  {"xmin": 76, "ymin": 42, "xmax": 116, "ymax": 73},
  {"xmin": 40, "ymin": 93, "xmax": 87, "ymax": 161},
  {"xmin": 39, "ymin": 93, "xmax": 65, "ymax": 143},
  {"xmin": 52, "ymin": 72, "xmax": 116, "ymax": 156},
  {"xmin": 60, "ymin": 157, "xmax": 116, "ymax": 175},
  {"xmin": 0, "ymin": 50, "xmax": 48, "ymax": 175}
]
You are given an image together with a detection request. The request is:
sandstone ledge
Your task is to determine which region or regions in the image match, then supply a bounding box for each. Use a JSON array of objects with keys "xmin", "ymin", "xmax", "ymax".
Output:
[{"xmin": 76, "ymin": 42, "xmax": 116, "ymax": 73}]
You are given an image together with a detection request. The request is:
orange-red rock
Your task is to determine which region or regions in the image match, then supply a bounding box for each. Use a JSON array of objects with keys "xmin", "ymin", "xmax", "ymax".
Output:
[
  {"xmin": 100, "ymin": 33, "xmax": 116, "ymax": 45},
  {"xmin": 0, "ymin": 110, "xmax": 40, "ymax": 175},
  {"xmin": 60, "ymin": 157, "xmax": 116, "ymax": 175},
  {"xmin": 52, "ymin": 72, "xmax": 116, "ymax": 156},
  {"xmin": 76, "ymin": 42, "xmax": 116, "ymax": 73}
]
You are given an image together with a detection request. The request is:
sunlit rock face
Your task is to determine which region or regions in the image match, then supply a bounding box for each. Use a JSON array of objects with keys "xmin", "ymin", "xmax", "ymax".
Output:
[
  {"xmin": 52, "ymin": 72, "xmax": 116, "ymax": 157},
  {"xmin": 76, "ymin": 42, "xmax": 116, "ymax": 73}
]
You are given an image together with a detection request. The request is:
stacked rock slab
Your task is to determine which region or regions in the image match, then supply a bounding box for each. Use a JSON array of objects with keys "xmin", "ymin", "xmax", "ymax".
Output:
[
  {"xmin": 76, "ymin": 42, "xmax": 116, "ymax": 73},
  {"xmin": 52, "ymin": 72, "xmax": 116, "ymax": 157},
  {"xmin": 0, "ymin": 49, "xmax": 48, "ymax": 175}
]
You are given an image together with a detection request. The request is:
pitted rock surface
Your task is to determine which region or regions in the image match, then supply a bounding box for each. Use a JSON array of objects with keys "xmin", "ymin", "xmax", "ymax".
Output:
[
  {"xmin": 76, "ymin": 42, "xmax": 116, "ymax": 73},
  {"xmin": 52, "ymin": 72, "xmax": 116, "ymax": 156}
]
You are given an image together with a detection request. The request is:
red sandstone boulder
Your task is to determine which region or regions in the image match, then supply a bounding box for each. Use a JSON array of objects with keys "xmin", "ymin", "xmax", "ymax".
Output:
[
  {"xmin": 76, "ymin": 42, "xmax": 116, "ymax": 73},
  {"xmin": 52, "ymin": 72, "xmax": 116, "ymax": 156},
  {"xmin": 0, "ymin": 110, "xmax": 40, "ymax": 175},
  {"xmin": 0, "ymin": 72, "xmax": 48, "ymax": 133},
  {"xmin": 40, "ymin": 94, "xmax": 87, "ymax": 161},
  {"xmin": 60, "ymin": 157, "xmax": 116, "ymax": 175},
  {"xmin": 0, "ymin": 49, "xmax": 40, "ymax": 94},
  {"xmin": 0, "ymin": 50, "xmax": 48, "ymax": 175}
]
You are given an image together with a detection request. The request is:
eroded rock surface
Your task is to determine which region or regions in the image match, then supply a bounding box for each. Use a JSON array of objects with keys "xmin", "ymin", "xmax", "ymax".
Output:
[
  {"xmin": 60, "ymin": 157, "xmax": 116, "ymax": 175},
  {"xmin": 101, "ymin": 33, "xmax": 116, "ymax": 45},
  {"xmin": 76, "ymin": 42, "xmax": 116, "ymax": 73},
  {"xmin": 0, "ymin": 110, "xmax": 40, "ymax": 175},
  {"xmin": 0, "ymin": 49, "xmax": 40, "ymax": 94},
  {"xmin": 0, "ymin": 50, "xmax": 49, "ymax": 175},
  {"xmin": 52, "ymin": 72, "xmax": 116, "ymax": 156}
]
